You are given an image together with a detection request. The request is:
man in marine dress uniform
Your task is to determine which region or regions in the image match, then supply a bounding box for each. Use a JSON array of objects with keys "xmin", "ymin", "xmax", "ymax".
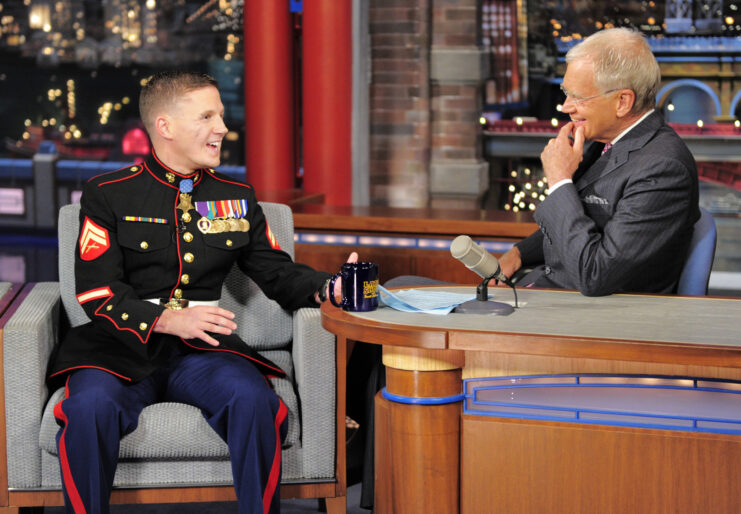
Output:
[{"xmin": 47, "ymin": 71, "xmax": 354, "ymax": 514}]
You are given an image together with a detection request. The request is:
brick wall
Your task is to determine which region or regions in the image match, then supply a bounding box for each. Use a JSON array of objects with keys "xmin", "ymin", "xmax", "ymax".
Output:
[
  {"xmin": 431, "ymin": 84, "xmax": 481, "ymax": 161},
  {"xmin": 431, "ymin": 0, "xmax": 481, "ymax": 164},
  {"xmin": 368, "ymin": 0, "xmax": 487, "ymax": 208},
  {"xmin": 432, "ymin": 0, "xmax": 479, "ymax": 47},
  {"xmin": 369, "ymin": 0, "xmax": 431, "ymax": 207}
]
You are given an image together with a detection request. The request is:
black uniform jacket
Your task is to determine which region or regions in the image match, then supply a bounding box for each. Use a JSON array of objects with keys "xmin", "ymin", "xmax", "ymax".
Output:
[{"xmin": 47, "ymin": 151, "xmax": 330, "ymax": 388}]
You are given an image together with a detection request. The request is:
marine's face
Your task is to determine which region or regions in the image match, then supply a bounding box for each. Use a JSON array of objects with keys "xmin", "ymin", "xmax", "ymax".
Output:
[
  {"xmin": 561, "ymin": 59, "xmax": 621, "ymax": 143},
  {"xmin": 167, "ymin": 86, "xmax": 227, "ymax": 173}
]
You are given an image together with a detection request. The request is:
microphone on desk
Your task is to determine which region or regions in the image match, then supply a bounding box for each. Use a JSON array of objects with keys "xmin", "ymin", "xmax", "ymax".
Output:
[
  {"xmin": 450, "ymin": 235, "xmax": 514, "ymax": 287},
  {"xmin": 450, "ymin": 235, "xmax": 517, "ymax": 315}
]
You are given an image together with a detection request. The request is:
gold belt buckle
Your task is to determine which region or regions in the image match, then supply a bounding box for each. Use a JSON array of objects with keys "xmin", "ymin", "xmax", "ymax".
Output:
[{"xmin": 162, "ymin": 298, "xmax": 189, "ymax": 310}]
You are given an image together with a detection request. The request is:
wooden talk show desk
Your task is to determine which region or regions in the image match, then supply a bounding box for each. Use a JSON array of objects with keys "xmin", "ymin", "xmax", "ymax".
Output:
[{"xmin": 321, "ymin": 288, "xmax": 741, "ymax": 514}]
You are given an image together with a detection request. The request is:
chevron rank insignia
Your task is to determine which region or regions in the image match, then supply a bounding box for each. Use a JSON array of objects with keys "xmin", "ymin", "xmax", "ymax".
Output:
[{"xmin": 79, "ymin": 217, "xmax": 110, "ymax": 261}]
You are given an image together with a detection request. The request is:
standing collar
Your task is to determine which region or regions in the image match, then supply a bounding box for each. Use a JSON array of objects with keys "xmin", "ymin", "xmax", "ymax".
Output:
[{"xmin": 143, "ymin": 150, "xmax": 210, "ymax": 190}]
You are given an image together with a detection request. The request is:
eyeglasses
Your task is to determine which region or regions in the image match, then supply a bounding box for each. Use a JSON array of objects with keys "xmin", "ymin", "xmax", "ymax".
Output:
[{"xmin": 560, "ymin": 85, "xmax": 620, "ymax": 105}]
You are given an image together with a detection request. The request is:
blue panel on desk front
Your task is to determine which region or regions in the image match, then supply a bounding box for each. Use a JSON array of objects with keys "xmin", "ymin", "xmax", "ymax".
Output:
[{"xmin": 463, "ymin": 374, "xmax": 741, "ymax": 435}]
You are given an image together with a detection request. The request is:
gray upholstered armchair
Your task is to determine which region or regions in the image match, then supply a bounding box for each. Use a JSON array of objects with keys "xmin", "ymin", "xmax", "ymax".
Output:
[{"xmin": 0, "ymin": 203, "xmax": 346, "ymax": 512}]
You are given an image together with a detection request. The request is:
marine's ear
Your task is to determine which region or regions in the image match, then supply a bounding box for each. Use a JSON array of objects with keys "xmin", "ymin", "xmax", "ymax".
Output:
[{"xmin": 154, "ymin": 115, "xmax": 175, "ymax": 141}]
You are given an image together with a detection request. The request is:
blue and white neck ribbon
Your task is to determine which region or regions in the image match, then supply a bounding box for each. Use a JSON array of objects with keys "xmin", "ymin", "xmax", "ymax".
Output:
[{"xmin": 179, "ymin": 179, "xmax": 194, "ymax": 193}]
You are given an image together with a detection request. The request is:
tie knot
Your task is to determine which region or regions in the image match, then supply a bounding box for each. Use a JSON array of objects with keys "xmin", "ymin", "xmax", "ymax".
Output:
[{"xmin": 601, "ymin": 142, "xmax": 613, "ymax": 155}]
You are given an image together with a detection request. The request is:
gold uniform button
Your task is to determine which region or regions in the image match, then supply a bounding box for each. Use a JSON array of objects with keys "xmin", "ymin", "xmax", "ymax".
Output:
[
  {"xmin": 226, "ymin": 239, "xmax": 233, "ymax": 247},
  {"xmin": 174, "ymin": 289, "xmax": 183, "ymax": 299},
  {"xmin": 140, "ymin": 241, "xmax": 149, "ymax": 250},
  {"xmin": 183, "ymin": 232, "xmax": 193, "ymax": 243},
  {"xmin": 106, "ymin": 305, "xmax": 113, "ymax": 311},
  {"xmin": 121, "ymin": 313, "xmax": 129, "ymax": 321},
  {"xmin": 130, "ymin": 166, "xmax": 139, "ymax": 172},
  {"xmin": 181, "ymin": 274, "xmax": 190, "ymax": 284},
  {"xmin": 139, "ymin": 322, "xmax": 148, "ymax": 331},
  {"xmin": 182, "ymin": 212, "xmax": 192, "ymax": 223},
  {"xmin": 183, "ymin": 252, "xmax": 194, "ymax": 263}
]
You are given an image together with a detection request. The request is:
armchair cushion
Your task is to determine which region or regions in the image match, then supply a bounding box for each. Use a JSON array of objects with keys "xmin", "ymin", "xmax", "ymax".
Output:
[{"xmin": 39, "ymin": 349, "xmax": 298, "ymax": 459}]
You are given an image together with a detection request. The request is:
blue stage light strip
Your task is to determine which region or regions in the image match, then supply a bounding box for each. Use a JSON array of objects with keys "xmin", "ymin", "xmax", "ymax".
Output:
[
  {"xmin": 557, "ymin": 55, "xmax": 741, "ymax": 64},
  {"xmin": 215, "ymin": 165, "xmax": 246, "ymax": 180},
  {"xmin": 359, "ymin": 235, "xmax": 417, "ymax": 248},
  {"xmin": 556, "ymin": 36, "xmax": 741, "ymax": 55},
  {"xmin": 0, "ymin": 234, "xmax": 58, "ymax": 247},
  {"xmin": 0, "ymin": 158, "xmax": 33, "ymax": 180},
  {"xmin": 294, "ymin": 232, "xmax": 515, "ymax": 253},
  {"xmin": 55, "ymin": 161, "xmax": 246, "ymax": 181},
  {"xmin": 381, "ymin": 387, "xmax": 465, "ymax": 405},
  {"xmin": 56, "ymin": 161, "xmax": 132, "ymax": 181},
  {"xmin": 299, "ymin": 233, "xmax": 359, "ymax": 245},
  {"xmin": 0, "ymin": 159, "xmax": 247, "ymax": 182},
  {"xmin": 656, "ymin": 56, "xmax": 741, "ymax": 63}
]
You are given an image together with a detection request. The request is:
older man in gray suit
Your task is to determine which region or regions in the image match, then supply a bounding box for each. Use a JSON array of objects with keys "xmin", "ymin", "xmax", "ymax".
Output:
[{"xmin": 499, "ymin": 28, "xmax": 699, "ymax": 296}]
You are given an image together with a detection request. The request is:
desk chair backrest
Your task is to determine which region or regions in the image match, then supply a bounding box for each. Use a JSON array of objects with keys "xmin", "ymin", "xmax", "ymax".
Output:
[{"xmin": 677, "ymin": 207, "xmax": 717, "ymax": 296}]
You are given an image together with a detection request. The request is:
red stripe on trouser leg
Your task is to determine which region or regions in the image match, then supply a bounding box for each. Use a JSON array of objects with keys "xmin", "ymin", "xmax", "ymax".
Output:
[
  {"xmin": 262, "ymin": 399, "xmax": 288, "ymax": 514},
  {"xmin": 53, "ymin": 378, "xmax": 88, "ymax": 514}
]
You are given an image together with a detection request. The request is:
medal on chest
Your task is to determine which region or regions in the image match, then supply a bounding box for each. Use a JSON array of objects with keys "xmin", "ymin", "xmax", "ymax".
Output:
[
  {"xmin": 196, "ymin": 199, "xmax": 250, "ymax": 234},
  {"xmin": 177, "ymin": 179, "xmax": 194, "ymax": 222}
]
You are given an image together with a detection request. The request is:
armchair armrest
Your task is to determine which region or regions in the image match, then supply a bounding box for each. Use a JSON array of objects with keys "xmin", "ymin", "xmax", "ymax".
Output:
[
  {"xmin": 292, "ymin": 307, "xmax": 336, "ymax": 478},
  {"xmin": 3, "ymin": 282, "xmax": 61, "ymax": 488}
]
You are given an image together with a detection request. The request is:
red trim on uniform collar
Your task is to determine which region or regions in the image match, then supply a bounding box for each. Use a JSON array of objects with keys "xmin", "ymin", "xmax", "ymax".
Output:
[
  {"xmin": 143, "ymin": 161, "xmax": 179, "ymax": 190},
  {"xmin": 146, "ymin": 151, "xmax": 206, "ymax": 189}
]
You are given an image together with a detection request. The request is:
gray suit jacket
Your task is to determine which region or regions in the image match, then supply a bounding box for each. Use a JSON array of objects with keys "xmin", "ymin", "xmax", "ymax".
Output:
[{"xmin": 516, "ymin": 112, "xmax": 700, "ymax": 296}]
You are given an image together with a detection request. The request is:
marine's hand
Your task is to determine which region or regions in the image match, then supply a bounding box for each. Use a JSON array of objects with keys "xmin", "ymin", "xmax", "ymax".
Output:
[
  {"xmin": 540, "ymin": 122, "xmax": 584, "ymax": 185},
  {"xmin": 315, "ymin": 252, "xmax": 359, "ymax": 304},
  {"xmin": 334, "ymin": 252, "xmax": 359, "ymax": 299},
  {"xmin": 496, "ymin": 246, "xmax": 522, "ymax": 286},
  {"xmin": 153, "ymin": 306, "xmax": 237, "ymax": 347}
]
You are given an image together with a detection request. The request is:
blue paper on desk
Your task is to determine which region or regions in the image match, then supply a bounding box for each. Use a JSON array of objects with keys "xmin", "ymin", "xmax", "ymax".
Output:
[{"xmin": 378, "ymin": 285, "xmax": 477, "ymax": 315}]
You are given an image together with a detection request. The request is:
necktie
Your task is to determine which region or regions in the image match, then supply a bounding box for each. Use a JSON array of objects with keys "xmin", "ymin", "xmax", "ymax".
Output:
[{"xmin": 601, "ymin": 142, "xmax": 612, "ymax": 155}]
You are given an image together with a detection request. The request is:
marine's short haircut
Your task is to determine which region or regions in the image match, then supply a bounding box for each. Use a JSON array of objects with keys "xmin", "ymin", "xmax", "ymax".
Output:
[
  {"xmin": 139, "ymin": 71, "xmax": 219, "ymax": 134},
  {"xmin": 566, "ymin": 28, "xmax": 661, "ymax": 115}
]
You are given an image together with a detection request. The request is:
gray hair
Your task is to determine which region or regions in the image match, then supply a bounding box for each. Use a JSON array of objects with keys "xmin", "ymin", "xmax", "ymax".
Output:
[{"xmin": 566, "ymin": 28, "xmax": 660, "ymax": 114}]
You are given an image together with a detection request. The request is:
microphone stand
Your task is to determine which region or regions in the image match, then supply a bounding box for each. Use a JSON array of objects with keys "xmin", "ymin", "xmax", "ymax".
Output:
[{"xmin": 453, "ymin": 275, "xmax": 518, "ymax": 315}]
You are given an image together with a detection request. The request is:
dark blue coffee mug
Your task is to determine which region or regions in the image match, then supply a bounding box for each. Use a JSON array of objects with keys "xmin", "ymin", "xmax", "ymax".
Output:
[{"xmin": 329, "ymin": 262, "xmax": 379, "ymax": 312}]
